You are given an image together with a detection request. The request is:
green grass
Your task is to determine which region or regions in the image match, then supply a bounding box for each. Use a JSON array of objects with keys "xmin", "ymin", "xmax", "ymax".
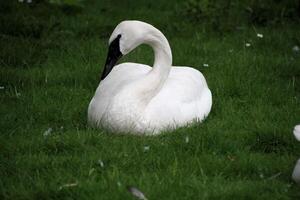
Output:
[{"xmin": 1, "ymin": 0, "xmax": 300, "ymax": 199}]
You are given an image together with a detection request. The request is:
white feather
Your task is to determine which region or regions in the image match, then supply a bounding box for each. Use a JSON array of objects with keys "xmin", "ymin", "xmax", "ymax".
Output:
[
  {"xmin": 127, "ymin": 186, "xmax": 148, "ymax": 200},
  {"xmin": 292, "ymin": 159, "xmax": 300, "ymax": 184},
  {"xmin": 293, "ymin": 125, "xmax": 300, "ymax": 141}
]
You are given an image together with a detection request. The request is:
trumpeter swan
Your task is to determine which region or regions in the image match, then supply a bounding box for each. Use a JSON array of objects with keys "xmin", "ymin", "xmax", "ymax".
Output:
[
  {"xmin": 292, "ymin": 125, "xmax": 300, "ymax": 184},
  {"xmin": 88, "ymin": 20, "xmax": 212, "ymax": 135}
]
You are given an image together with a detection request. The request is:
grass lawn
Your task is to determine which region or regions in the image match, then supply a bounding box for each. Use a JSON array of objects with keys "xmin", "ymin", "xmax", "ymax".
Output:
[{"xmin": 1, "ymin": 0, "xmax": 300, "ymax": 199}]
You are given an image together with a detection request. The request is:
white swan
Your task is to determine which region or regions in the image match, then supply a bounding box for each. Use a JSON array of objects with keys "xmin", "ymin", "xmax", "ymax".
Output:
[
  {"xmin": 292, "ymin": 125, "xmax": 300, "ymax": 184},
  {"xmin": 88, "ymin": 20, "xmax": 212, "ymax": 134}
]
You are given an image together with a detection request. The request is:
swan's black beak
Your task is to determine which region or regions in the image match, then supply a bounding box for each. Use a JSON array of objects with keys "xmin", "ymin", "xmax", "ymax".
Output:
[{"xmin": 101, "ymin": 34, "xmax": 123, "ymax": 80}]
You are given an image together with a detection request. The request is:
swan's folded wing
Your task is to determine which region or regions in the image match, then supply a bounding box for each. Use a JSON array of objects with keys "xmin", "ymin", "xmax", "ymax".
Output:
[
  {"xmin": 145, "ymin": 66, "xmax": 212, "ymax": 127},
  {"xmin": 166, "ymin": 66, "xmax": 208, "ymax": 102}
]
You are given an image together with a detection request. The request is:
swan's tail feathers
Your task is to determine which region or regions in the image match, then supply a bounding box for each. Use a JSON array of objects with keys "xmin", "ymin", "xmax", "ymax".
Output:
[{"xmin": 293, "ymin": 125, "xmax": 300, "ymax": 141}]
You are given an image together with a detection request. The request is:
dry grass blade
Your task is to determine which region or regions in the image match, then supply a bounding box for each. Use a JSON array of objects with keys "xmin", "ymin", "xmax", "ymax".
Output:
[{"xmin": 59, "ymin": 181, "xmax": 78, "ymax": 190}]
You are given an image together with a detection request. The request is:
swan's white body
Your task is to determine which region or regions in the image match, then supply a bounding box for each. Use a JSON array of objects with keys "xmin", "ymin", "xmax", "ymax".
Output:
[
  {"xmin": 88, "ymin": 21, "xmax": 212, "ymax": 134},
  {"xmin": 292, "ymin": 125, "xmax": 300, "ymax": 184}
]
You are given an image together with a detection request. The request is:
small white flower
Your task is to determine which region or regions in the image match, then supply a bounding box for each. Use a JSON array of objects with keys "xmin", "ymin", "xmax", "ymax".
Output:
[
  {"xmin": 259, "ymin": 173, "xmax": 264, "ymax": 179},
  {"xmin": 185, "ymin": 136, "xmax": 189, "ymax": 143},
  {"xmin": 43, "ymin": 128, "xmax": 53, "ymax": 137},
  {"xmin": 0, "ymin": 86, "xmax": 4, "ymax": 89},
  {"xmin": 257, "ymin": 33, "xmax": 263, "ymax": 38},
  {"xmin": 245, "ymin": 43, "xmax": 251, "ymax": 47},
  {"xmin": 98, "ymin": 159, "xmax": 104, "ymax": 168},
  {"xmin": 143, "ymin": 146, "xmax": 150, "ymax": 152},
  {"xmin": 203, "ymin": 63, "xmax": 209, "ymax": 67},
  {"xmin": 292, "ymin": 45, "xmax": 300, "ymax": 52}
]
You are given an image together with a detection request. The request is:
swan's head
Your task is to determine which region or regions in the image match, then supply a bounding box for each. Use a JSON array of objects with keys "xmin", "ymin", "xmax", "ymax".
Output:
[
  {"xmin": 110, "ymin": 20, "xmax": 153, "ymax": 55},
  {"xmin": 101, "ymin": 20, "xmax": 157, "ymax": 80}
]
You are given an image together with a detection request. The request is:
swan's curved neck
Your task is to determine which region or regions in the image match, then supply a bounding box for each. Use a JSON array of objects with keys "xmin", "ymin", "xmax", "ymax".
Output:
[
  {"xmin": 150, "ymin": 35, "xmax": 172, "ymax": 76},
  {"xmin": 133, "ymin": 29, "xmax": 172, "ymax": 105}
]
